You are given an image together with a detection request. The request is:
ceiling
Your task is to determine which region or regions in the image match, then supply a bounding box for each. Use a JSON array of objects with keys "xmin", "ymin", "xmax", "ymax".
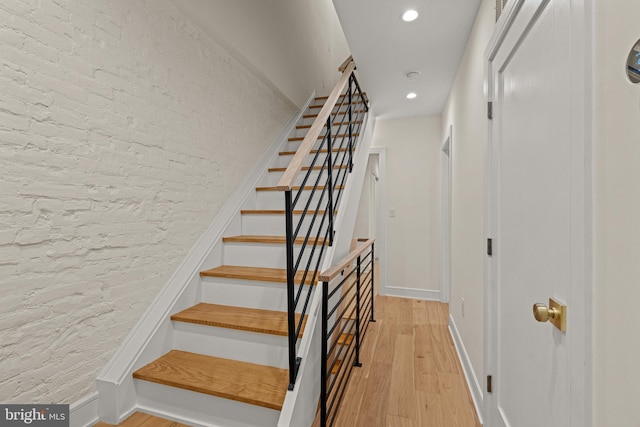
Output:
[{"xmin": 333, "ymin": 0, "xmax": 483, "ymax": 118}]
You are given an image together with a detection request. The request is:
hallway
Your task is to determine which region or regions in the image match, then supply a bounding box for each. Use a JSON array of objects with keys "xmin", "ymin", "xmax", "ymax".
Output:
[{"xmin": 332, "ymin": 296, "xmax": 481, "ymax": 426}]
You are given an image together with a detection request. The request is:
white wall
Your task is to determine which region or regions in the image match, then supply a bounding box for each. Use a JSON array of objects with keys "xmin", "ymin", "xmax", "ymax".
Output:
[
  {"xmin": 353, "ymin": 160, "xmax": 370, "ymax": 239},
  {"xmin": 353, "ymin": 158, "xmax": 375, "ymax": 239},
  {"xmin": 593, "ymin": 1, "xmax": 640, "ymax": 425},
  {"xmin": 441, "ymin": 0, "xmax": 495, "ymax": 390},
  {"xmin": 0, "ymin": 0, "xmax": 300, "ymax": 405},
  {"xmin": 172, "ymin": 0, "xmax": 351, "ymax": 107},
  {"xmin": 370, "ymin": 115, "xmax": 441, "ymax": 297}
]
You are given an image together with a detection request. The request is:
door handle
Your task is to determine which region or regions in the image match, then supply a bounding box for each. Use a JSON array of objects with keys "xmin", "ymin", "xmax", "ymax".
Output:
[{"xmin": 532, "ymin": 298, "xmax": 566, "ymax": 331}]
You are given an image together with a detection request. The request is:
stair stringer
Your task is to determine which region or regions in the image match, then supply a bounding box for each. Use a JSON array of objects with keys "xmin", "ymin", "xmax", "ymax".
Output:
[
  {"xmin": 95, "ymin": 93, "xmax": 317, "ymax": 425},
  {"xmin": 277, "ymin": 111, "xmax": 377, "ymax": 427}
]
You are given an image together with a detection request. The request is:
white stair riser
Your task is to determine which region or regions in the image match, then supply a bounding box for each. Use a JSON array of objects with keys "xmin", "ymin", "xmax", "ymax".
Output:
[
  {"xmin": 274, "ymin": 152, "xmax": 329, "ymax": 168},
  {"xmin": 301, "ymin": 112, "xmax": 363, "ymax": 127},
  {"xmin": 266, "ymin": 168, "xmax": 331, "ymax": 186},
  {"xmin": 305, "ymin": 103, "xmax": 364, "ymax": 117},
  {"xmin": 241, "ymin": 213, "xmax": 327, "ymax": 236},
  {"xmin": 291, "ymin": 129, "xmax": 352, "ymax": 142},
  {"xmin": 201, "ymin": 277, "xmax": 317, "ymax": 313},
  {"xmin": 223, "ymin": 242, "xmax": 324, "ymax": 270},
  {"xmin": 172, "ymin": 322, "xmax": 289, "ymax": 369},
  {"xmin": 274, "ymin": 149, "xmax": 352, "ymax": 168},
  {"xmin": 282, "ymin": 138, "xmax": 325, "ymax": 152},
  {"xmin": 290, "ymin": 123, "xmax": 353, "ymax": 139},
  {"xmin": 256, "ymin": 188, "xmax": 340, "ymax": 210},
  {"xmin": 135, "ymin": 380, "xmax": 280, "ymax": 427},
  {"xmin": 306, "ymin": 105, "xmax": 340, "ymax": 116}
]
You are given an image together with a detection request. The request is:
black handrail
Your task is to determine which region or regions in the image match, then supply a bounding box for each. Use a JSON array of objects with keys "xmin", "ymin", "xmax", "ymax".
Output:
[
  {"xmin": 283, "ymin": 62, "xmax": 369, "ymax": 390},
  {"xmin": 320, "ymin": 240, "xmax": 375, "ymax": 426}
]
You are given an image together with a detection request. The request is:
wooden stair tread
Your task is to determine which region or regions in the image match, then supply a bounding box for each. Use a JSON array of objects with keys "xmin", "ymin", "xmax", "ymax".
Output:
[
  {"xmin": 240, "ymin": 209, "xmax": 331, "ymax": 215},
  {"xmin": 171, "ymin": 302, "xmax": 306, "ymax": 336},
  {"xmin": 296, "ymin": 120, "xmax": 363, "ymax": 129},
  {"xmin": 268, "ymin": 165, "xmax": 348, "ymax": 172},
  {"xmin": 223, "ymin": 235, "xmax": 327, "ymax": 245},
  {"xmin": 303, "ymin": 110, "xmax": 366, "ymax": 119},
  {"xmin": 331, "ymin": 358, "xmax": 342, "ymax": 375},
  {"xmin": 200, "ymin": 265, "xmax": 318, "ymax": 284},
  {"xmin": 133, "ymin": 350, "xmax": 288, "ymax": 410},
  {"xmin": 338, "ymin": 333, "xmax": 354, "ymax": 346},
  {"xmin": 279, "ymin": 148, "xmax": 348, "ymax": 156},
  {"xmin": 315, "ymin": 94, "xmax": 367, "ymax": 102},
  {"xmin": 256, "ymin": 185, "xmax": 344, "ymax": 192},
  {"xmin": 309, "ymin": 101, "xmax": 363, "ymax": 109},
  {"xmin": 94, "ymin": 412, "xmax": 189, "ymax": 427},
  {"xmin": 288, "ymin": 133, "xmax": 359, "ymax": 142}
]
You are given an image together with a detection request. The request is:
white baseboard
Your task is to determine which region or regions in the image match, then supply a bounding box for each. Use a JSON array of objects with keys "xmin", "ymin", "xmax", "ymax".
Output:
[
  {"xmin": 448, "ymin": 315, "xmax": 484, "ymax": 425},
  {"xmin": 70, "ymin": 394, "xmax": 210, "ymax": 427},
  {"xmin": 70, "ymin": 392, "xmax": 99, "ymax": 427},
  {"xmin": 383, "ymin": 285, "xmax": 440, "ymax": 301}
]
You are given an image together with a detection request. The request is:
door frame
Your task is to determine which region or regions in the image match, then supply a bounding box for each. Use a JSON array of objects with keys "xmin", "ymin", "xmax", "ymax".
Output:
[
  {"xmin": 483, "ymin": 0, "xmax": 593, "ymax": 425},
  {"xmin": 368, "ymin": 147, "xmax": 388, "ymax": 296},
  {"xmin": 440, "ymin": 126, "xmax": 452, "ymax": 304},
  {"xmin": 368, "ymin": 161, "xmax": 379, "ymax": 245}
]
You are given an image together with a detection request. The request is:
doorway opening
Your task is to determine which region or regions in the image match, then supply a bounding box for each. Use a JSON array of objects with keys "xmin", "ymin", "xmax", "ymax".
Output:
[{"xmin": 353, "ymin": 148, "xmax": 387, "ymax": 295}]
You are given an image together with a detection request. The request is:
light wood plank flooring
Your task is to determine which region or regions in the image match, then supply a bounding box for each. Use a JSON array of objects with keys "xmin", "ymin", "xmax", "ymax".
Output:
[
  {"xmin": 96, "ymin": 296, "xmax": 480, "ymax": 427},
  {"xmin": 94, "ymin": 412, "xmax": 189, "ymax": 427},
  {"xmin": 329, "ymin": 296, "xmax": 481, "ymax": 427}
]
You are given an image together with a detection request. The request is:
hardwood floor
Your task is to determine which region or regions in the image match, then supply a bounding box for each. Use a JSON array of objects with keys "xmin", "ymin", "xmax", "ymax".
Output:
[
  {"xmin": 132, "ymin": 350, "xmax": 289, "ymax": 410},
  {"xmin": 97, "ymin": 295, "xmax": 480, "ymax": 426},
  {"xmin": 330, "ymin": 296, "xmax": 481, "ymax": 427},
  {"xmin": 94, "ymin": 412, "xmax": 189, "ymax": 427}
]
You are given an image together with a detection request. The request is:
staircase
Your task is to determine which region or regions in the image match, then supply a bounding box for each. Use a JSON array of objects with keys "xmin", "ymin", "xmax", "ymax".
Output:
[{"xmin": 96, "ymin": 58, "xmax": 371, "ymax": 427}]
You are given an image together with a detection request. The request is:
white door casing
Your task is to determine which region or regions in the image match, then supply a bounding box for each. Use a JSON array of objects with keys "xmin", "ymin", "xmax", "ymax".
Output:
[
  {"xmin": 369, "ymin": 147, "xmax": 388, "ymax": 296},
  {"xmin": 440, "ymin": 125, "xmax": 452, "ymax": 304},
  {"xmin": 368, "ymin": 159, "xmax": 380, "ymax": 245},
  {"xmin": 484, "ymin": 0, "xmax": 592, "ymax": 426}
]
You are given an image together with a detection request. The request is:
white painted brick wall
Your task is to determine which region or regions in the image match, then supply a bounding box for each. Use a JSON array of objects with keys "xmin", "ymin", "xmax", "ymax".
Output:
[{"xmin": 0, "ymin": 0, "xmax": 295, "ymax": 404}]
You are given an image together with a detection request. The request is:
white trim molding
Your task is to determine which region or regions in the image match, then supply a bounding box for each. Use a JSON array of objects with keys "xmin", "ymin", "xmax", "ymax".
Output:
[
  {"xmin": 383, "ymin": 286, "xmax": 440, "ymax": 301},
  {"xmin": 368, "ymin": 145, "xmax": 388, "ymax": 295},
  {"xmin": 448, "ymin": 316, "xmax": 483, "ymax": 425},
  {"xmin": 440, "ymin": 125, "xmax": 452, "ymax": 304},
  {"xmin": 70, "ymin": 393, "xmax": 99, "ymax": 427}
]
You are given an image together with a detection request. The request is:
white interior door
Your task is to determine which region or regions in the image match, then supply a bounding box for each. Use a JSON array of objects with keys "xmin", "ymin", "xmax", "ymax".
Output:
[{"xmin": 485, "ymin": 1, "xmax": 590, "ymax": 426}]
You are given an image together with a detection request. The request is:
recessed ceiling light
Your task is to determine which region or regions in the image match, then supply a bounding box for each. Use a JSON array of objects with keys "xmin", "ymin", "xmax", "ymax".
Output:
[
  {"xmin": 402, "ymin": 10, "xmax": 419, "ymax": 22},
  {"xmin": 406, "ymin": 92, "xmax": 417, "ymax": 99}
]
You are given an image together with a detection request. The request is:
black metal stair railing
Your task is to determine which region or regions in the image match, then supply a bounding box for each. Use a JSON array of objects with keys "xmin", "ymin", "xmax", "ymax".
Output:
[
  {"xmin": 278, "ymin": 59, "xmax": 369, "ymax": 390},
  {"xmin": 319, "ymin": 239, "xmax": 375, "ymax": 427}
]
